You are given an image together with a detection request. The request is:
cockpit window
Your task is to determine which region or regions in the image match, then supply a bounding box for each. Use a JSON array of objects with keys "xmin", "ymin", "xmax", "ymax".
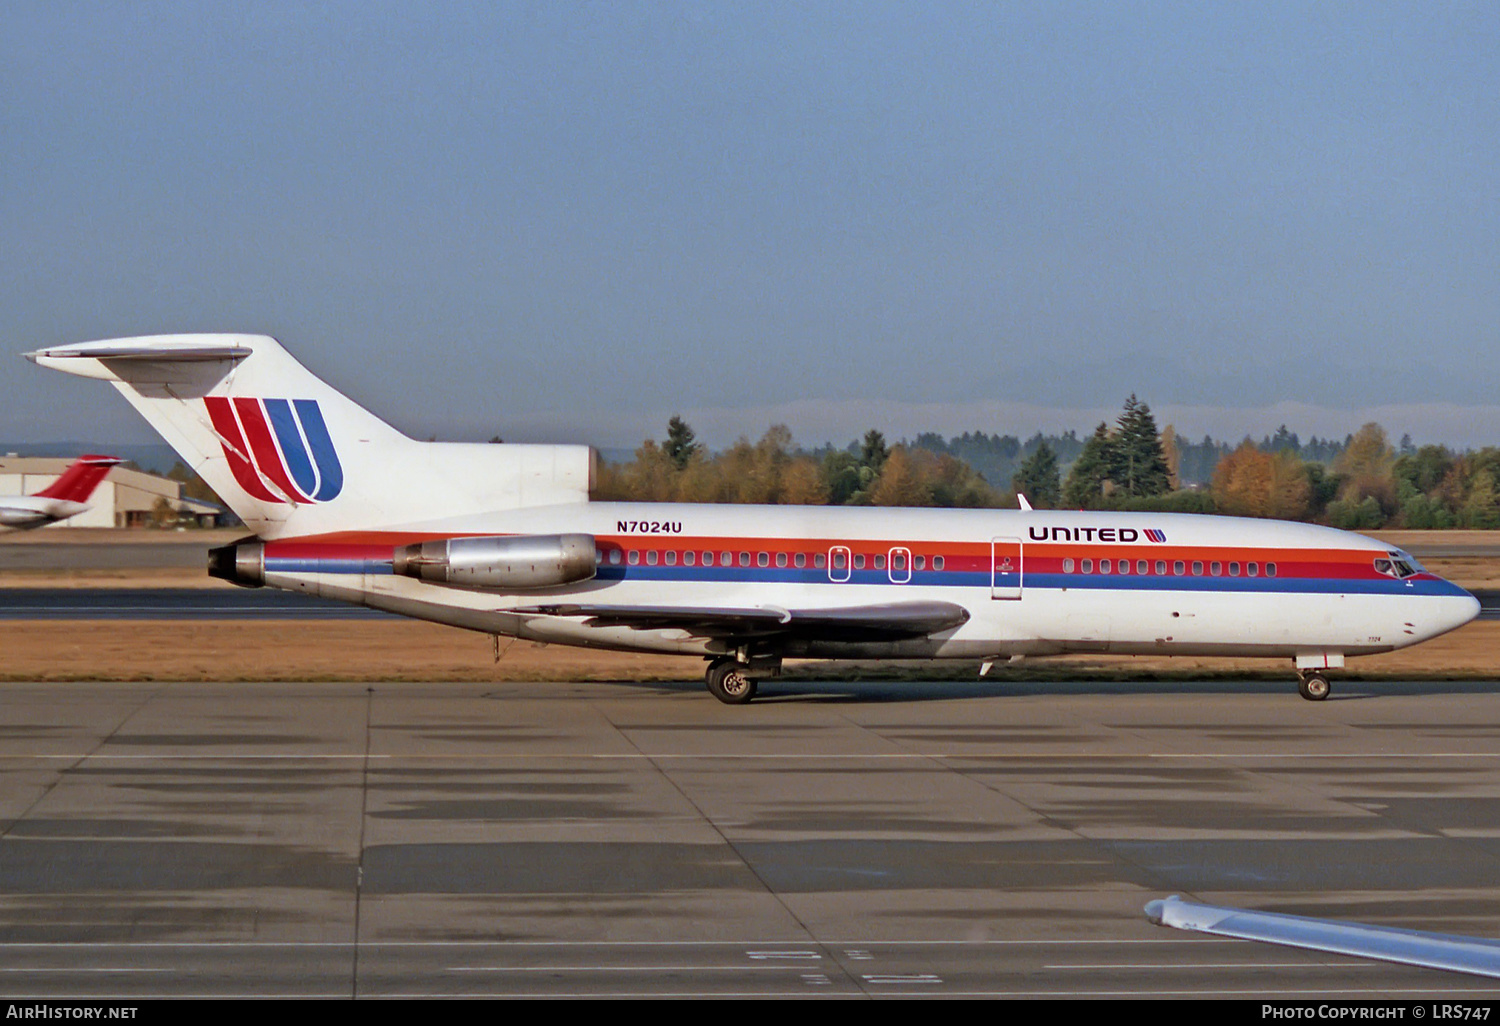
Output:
[{"xmin": 1376, "ymin": 552, "xmax": 1420, "ymax": 579}]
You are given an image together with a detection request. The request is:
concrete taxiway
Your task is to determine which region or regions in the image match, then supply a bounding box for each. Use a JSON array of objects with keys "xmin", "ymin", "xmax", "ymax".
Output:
[{"xmin": 2, "ymin": 678, "xmax": 1500, "ymax": 998}]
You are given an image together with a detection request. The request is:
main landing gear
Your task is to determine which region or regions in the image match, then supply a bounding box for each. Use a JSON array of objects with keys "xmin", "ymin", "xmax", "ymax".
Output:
[
  {"xmin": 705, "ymin": 658, "xmax": 757, "ymax": 705},
  {"xmin": 1297, "ymin": 670, "xmax": 1331, "ymax": 702}
]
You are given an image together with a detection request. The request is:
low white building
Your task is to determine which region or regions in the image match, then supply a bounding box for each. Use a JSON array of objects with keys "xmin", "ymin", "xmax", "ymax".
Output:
[{"xmin": 0, "ymin": 456, "xmax": 224, "ymax": 528}]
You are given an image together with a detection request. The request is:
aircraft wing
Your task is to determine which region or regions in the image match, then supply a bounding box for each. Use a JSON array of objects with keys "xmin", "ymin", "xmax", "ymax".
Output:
[
  {"xmin": 1146, "ymin": 895, "xmax": 1500, "ymax": 979},
  {"xmin": 511, "ymin": 600, "xmax": 970, "ymax": 641}
]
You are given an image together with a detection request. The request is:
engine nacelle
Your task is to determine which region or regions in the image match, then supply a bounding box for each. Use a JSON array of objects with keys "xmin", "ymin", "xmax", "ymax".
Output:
[
  {"xmin": 393, "ymin": 534, "xmax": 597, "ymax": 589},
  {"xmin": 208, "ymin": 539, "xmax": 265, "ymax": 588}
]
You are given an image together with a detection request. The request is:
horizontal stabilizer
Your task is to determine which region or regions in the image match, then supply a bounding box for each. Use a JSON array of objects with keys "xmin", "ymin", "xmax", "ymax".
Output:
[
  {"xmin": 27, "ymin": 340, "xmax": 254, "ymax": 364},
  {"xmin": 1146, "ymin": 895, "xmax": 1500, "ymax": 979}
]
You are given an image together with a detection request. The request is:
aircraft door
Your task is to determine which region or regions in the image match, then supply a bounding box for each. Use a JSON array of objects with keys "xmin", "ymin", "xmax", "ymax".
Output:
[
  {"xmin": 888, "ymin": 546, "xmax": 911, "ymax": 584},
  {"xmin": 991, "ymin": 536, "xmax": 1022, "ymax": 600},
  {"xmin": 828, "ymin": 545, "xmax": 851, "ymax": 583}
]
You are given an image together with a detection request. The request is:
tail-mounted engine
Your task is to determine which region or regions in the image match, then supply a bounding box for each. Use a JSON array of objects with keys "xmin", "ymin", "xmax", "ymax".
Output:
[{"xmin": 393, "ymin": 534, "xmax": 596, "ymax": 590}]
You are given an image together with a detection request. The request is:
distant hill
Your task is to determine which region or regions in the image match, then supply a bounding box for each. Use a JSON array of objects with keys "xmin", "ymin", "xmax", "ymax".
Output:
[{"xmin": 0, "ymin": 442, "xmax": 183, "ymax": 475}]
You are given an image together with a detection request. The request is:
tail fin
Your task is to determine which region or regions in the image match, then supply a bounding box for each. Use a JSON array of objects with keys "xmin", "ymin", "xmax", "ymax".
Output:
[
  {"xmin": 26, "ymin": 335, "xmax": 594, "ymax": 539},
  {"xmin": 34, "ymin": 455, "xmax": 123, "ymax": 502}
]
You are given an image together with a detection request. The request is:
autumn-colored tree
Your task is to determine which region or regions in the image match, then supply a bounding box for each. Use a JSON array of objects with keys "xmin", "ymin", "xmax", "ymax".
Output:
[
  {"xmin": 1160, "ymin": 425, "xmax": 1182, "ymax": 491},
  {"xmin": 1211, "ymin": 442, "xmax": 1310, "ymax": 519},
  {"xmin": 868, "ymin": 446, "xmax": 934, "ymax": 506},
  {"xmin": 1332, "ymin": 422, "xmax": 1397, "ymax": 516}
]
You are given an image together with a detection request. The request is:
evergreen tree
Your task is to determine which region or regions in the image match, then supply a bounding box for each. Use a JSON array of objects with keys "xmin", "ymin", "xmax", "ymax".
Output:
[
  {"xmin": 1062, "ymin": 423, "xmax": 1115, "ymax": 508},
  {"xmin": 860, "ymin": 429, "xmax": 889, "ymax": 475},
  {"xmin": 1109, "ymin": 395, "xmax": 1171, "ymax": 498},
  {"xmin": 1011, "ymin": 443, "xmax": 1060, "ymax": 507},
  {"xmin": 663, "ymin": 415, "xmax": 700, "ymax": 470}
]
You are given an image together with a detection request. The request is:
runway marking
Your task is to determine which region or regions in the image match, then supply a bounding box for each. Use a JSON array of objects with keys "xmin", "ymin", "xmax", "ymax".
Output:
[
  {"xmin": 0, "ymin": 967, "xmax": 172, "ymax": 973},
  {"xmin": 0, "ymin": 939, "xmax": 1210, "ymax": 948},
  {"xmin": 6, "ymin": 989, "xmax": 1499, "ymax": 999},
  {"xmin": 747, "ymin": 950, "xmax": 820, "ymax": 960},
  {"xmin": 863, "ymin": 973, "xmax": 943, "ymax": 984},
  {"xmin": 448, "ymin": 964, "xmax": 818, "ymax": 972},
  {"xmin": 1045, "ymin": 962, "xmax": 1380, "ymax": 970},
  {"xmin": 7, "ymin": 752, "xmax": 1500, "ymax": 761}
]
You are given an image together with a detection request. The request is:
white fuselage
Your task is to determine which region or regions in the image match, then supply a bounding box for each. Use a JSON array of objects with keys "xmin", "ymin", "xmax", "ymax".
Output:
[{"xmin": 249, "ymin": 503, "xmax": 1480, "ymax": 665}]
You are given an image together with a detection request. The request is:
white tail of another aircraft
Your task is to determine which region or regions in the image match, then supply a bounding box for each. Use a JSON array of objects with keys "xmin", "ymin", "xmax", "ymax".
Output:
[{"xmin": 25, "ymin": 335, "xmax": 594, "ymax": 539}]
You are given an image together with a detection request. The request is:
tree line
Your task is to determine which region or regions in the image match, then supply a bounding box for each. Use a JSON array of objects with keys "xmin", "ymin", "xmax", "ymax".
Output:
[{"xmin": 594, "ymin": 404, "xmax": 1500, "ymax": 529}]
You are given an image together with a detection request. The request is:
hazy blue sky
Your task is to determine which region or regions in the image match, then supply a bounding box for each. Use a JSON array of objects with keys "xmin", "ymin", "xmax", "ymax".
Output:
[{"xmin": 3, "ymin": 2, "xmax": 1497, "ymax": 449}]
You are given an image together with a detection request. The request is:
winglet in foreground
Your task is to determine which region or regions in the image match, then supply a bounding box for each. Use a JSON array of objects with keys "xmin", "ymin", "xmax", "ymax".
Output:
[{"xmin": 1146, "ymin": 895, "xmax": 1500, "ymax": 979}]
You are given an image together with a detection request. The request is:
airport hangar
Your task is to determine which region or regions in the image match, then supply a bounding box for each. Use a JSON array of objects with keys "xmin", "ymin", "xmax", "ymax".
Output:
[{"xmin": 0, "ymin": 454, "xmax": 225, "ymax": 528}]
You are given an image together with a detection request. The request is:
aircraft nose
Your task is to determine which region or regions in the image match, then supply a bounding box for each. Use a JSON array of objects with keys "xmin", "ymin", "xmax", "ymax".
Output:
[{"xmin": 1431, "ymin": 590, "xmax": 1482, "ymax": 637}]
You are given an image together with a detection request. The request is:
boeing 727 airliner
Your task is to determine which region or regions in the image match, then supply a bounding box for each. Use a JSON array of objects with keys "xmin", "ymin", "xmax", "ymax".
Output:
[{"xmin": 25, "ymin": 335, "xmax": 1479, "ymax": 702}]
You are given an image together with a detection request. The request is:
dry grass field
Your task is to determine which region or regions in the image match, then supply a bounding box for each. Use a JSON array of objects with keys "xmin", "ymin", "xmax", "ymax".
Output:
[{"xmin": 1, "ymin": 617, "xmax": 1494, "ymax": 683}]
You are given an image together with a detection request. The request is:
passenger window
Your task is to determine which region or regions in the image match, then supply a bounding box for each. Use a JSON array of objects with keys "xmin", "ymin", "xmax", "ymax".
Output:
[
  {"xmin": 1099, "ymin": 559, "xmax": 1111, "ymax": 574},
  {"xmin": 833, "ymin": 551, "xmax": 847, "ymax": 570},
  {"xmin": 1266, "ymin": 563, "xmax": 1277, "ymax": 577},
  {"xmin": 609, "ymin": 549, "xmax": 622, "ymax": 566},
  {"xmin": 1063, "ymin": 558, "xmax": 1074, "ymax": 573},
  {"xmin": 628, "ymin": 550, "xmax": 640, "ymax": 566},
  {"xmin": 1174, "ymin": 560, "xmax": 1184, "ymax": 575},
  {"xmin": 1247, "ymin": 562, "xmax": 1258, "ymax": 577},
  {"xmin": 775, "ymin": 552, "xmax": 787, "ymax": 568},
  {"xmin": 1211, "ymin": 561, "xmax": 1222, "ymax": 575},
  {"xmin": 1155, "ymin": 560, "xmax": 1166, "ymax": 575},
  {"xmin": 892, "ymin": 551, "xmax": 907, "ymax": 571},
  {"xmin": 1082, "ymin": 559, "xmax": 1093, "ymax": 573},
  {"xmin": 702, "ymin": 551, "xmax": 714, "ymax": 567},
  {"xmin": 646, "ymin": 551, "xmax": 658, "ymax": 566},
  {"xmin": 854, "ymin": 554, "xmax": 866, "ymax": 569},
  {"xmin": 914, "ymin": 555, "xmax": 926, "ymax": 571},
  {"xmin": 738, "ymin": 552, "xmax": 750, "ymax": 567},
  {"xmin": 875, "ymin": 554, "xmax": 886, "ymax": 570},
  {"xmin": 794, "ymin": 553, "xmax": 805, "ymax": 568},
  {"xmin": 1192, "ymin": 561, "xmax": 1202, "ymax": 575},
  {"xmin": 755, "ymin": 552, "xmax": 768, "ymax": 568},
  {"xmin": 934, "ymin": 556, "xmax": 945, "ymax": 571},
  {"xmin": 815, "ymin": 553, "xmax": 827, "ymax": 569},
  {"xmin": 595, "ymin": 549, "xmax": 604, "ymax": 565},
  {"xmin": 1137, "ymin": 559, "xmax": 1148, "ymax": 575},
  {"xmin": 721, "ymin": 551, "xmax": 733, "ymax": 567},
  {"xmin": 1229, "ymin": 562, "xmax": 1240, "ymax": 576},
  {"xmin": 664, "ymin": 551, "xmax": 677, "ymax": 566},
  {"xmin": 684, "ymin": 551, "xmax": 695, "ymax": 566}
]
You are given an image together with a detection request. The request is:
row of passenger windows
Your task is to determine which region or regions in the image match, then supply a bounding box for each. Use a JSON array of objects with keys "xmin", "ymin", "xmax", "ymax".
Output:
[
  {"xmin": 597, "ymin": 548, "xmax": 947, "ymax": 571},
  {"xmin": 1063, "ymin": 557, "xmax": 1277, "ymax": 578}
]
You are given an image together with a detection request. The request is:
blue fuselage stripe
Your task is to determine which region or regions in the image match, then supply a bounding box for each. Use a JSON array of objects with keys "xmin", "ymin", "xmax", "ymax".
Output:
[{"xmin": 262, "ymin": 558, "xmax": 1467, "ymax": 598}]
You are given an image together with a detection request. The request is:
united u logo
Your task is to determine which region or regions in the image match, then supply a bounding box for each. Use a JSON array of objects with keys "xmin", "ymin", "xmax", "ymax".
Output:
[{"xmin": 204, "ymin": 397, "xmax": 344, "ymax": 504}]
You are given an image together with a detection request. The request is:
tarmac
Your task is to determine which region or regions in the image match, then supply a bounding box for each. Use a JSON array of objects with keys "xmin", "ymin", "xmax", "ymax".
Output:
[{"xmin": 2, "ymin": 677, "xmax": 1500, "ymax": 998}]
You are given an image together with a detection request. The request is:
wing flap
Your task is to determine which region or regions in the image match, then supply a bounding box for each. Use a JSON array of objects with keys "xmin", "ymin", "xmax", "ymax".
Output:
[{"xmin": 513, "ymin": 600, "xmax": 970, "ymax": 640}]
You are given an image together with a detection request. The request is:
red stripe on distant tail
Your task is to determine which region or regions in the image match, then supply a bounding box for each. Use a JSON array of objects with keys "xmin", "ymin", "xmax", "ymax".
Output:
[{"xmin": 34, "ymin": 455, "xmax": 122, "ymax": 502}]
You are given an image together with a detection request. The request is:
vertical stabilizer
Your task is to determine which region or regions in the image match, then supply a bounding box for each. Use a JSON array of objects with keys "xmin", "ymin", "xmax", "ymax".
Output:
[
  {"xmin": 26, "ymin": 335, "xmax": 594, "ymax": 538},
  {"xmin": 34, "ymin": 455, "xmax": 123, "ymax": 502}
]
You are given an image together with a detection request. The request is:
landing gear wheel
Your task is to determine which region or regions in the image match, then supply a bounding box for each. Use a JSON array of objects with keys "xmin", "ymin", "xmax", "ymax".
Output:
[
  {"xmin": 706, "ymin": 659, "xmax": 757, "ymax": 705},
  {"xmin": 1298, "ymin": 671, "xmax": 1331, "ymax": 702}
]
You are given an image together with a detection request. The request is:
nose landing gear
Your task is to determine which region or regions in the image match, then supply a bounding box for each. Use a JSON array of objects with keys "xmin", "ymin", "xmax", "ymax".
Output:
[{"xmin": 1297, "ymin": 670, "xmax": 1331, "ymax": 702}]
